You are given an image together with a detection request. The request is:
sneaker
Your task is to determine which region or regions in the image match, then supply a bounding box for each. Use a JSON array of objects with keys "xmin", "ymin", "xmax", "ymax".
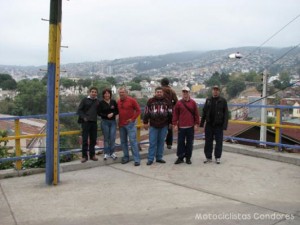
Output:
[
  {"xmin": 174, "ymin": 158, "xmax": 184, "ymax": 164},
  {"xmin": 103, "ymin": 154, "xmax": 109, "ymax": 160},
  {"xmin": 134, "ymin": 162, "xmax": 140, "ymax": 166},
  {"xmin": 167, "ymin": 145, "xmax": 172, "ymax": 149},
  {"xmin": 156, "ymin": 159, "xmax": 166, "ymax": 163},
  {"xmin": 203, "ymin": 159, "xmax": 212, "ymax": 164},
  {"xmin": 216, "ymin": 158, "xmax": 221, "ymax": 164},
  {"xmin": 121, "ymin": 159, "xmax": 129, "ymax": 164},
  {"xmin": 146, "ymin": 161, "xmax": 153, "ymax": 165},
  {"xmin": 81, "ymin": 158, "xmax": 88, "ymax": 163},
  {"xmin": 110, "ymin": 153, "xmax": 117, "ymax": 160}
]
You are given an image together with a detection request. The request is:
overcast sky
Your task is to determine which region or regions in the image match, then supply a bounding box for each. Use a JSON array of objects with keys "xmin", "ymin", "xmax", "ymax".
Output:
[{"xmin": 1, "ymin": 0, "xmax": 300, "ymax": 66}]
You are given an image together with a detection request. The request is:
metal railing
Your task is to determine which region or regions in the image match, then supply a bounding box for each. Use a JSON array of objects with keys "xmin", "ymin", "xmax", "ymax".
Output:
[{"xmin": 1, "ymin": 104, "xmax": 300, "ymax": 170}]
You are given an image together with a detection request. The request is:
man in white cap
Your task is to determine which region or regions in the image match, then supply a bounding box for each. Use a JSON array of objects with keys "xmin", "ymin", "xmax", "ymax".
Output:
[
  {"xmin": 172, "ymin": 86, "xmax": 200, "ymax": 165},
  {"xmin": 200, "ymin": 85, "xmax": 228, "ymax": 164}
]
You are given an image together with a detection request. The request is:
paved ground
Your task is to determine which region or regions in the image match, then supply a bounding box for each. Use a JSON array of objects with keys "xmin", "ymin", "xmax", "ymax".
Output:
[{"xmin": 1, "ymin": 145, "xmax": 300, "ymax": 225}]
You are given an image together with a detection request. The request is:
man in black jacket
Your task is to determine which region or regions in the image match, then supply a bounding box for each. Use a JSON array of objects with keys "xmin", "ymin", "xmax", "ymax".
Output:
[
  {"xmin": 200, "ymin": 85, "xmax": 228, "ymax": 164},
  {"xmin": 77, "ymin": 87, "xmax": 99, "ymax": 163}
]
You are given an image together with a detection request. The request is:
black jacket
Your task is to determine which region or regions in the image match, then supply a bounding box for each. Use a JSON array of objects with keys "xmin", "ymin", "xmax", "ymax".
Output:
[
  {"xmin": 200, "ymin": 96, "xmax": 229, "ymax": 130},
  {"xmin": 77, "ymin": 97, "xmax": 99, "ymax": 122},
  {"xmin": 98, "ymin": 99, "xmax": 119, "ymax": 120}
]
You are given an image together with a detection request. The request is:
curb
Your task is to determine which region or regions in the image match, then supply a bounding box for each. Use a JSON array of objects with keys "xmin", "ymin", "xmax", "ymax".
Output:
[{"xmin": 1, "ymin": 142, "xmax": 299, "ymax": 179}]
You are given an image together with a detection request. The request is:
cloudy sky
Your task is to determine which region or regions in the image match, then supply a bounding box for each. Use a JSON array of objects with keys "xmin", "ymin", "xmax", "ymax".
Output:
[{"xmin": 1, "ymin": 0, "xmax": 300, "ymax": 66}]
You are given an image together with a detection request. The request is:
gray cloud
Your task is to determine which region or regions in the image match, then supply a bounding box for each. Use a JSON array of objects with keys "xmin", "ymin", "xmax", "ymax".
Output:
[{"xmin": 1, "ymin": 0, "xmax": 300, "ymax": 66}]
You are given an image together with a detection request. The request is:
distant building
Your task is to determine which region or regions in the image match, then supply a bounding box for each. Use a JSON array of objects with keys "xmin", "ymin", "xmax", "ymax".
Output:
[
  {"xmin": 293, "ymin": 102, "xmax": 300, "ymax": 118},
  {"xmin": 0, "ymin": 88, "xmax": 17, "ymax": 100}
]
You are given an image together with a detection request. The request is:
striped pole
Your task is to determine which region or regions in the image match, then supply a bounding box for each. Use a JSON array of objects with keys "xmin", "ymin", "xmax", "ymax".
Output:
[{"xmin": 46, "ymin": 0, "xmax": 62, "ymax": 185}]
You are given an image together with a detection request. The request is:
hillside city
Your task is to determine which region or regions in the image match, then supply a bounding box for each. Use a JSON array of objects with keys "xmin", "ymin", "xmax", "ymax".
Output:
[{"xmin": 0, "ymin": 47, "xmax": 300, "ymax": 158}]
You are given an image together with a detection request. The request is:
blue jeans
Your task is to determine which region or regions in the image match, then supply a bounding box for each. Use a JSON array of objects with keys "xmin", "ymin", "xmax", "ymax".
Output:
[
  {"xmin": 148, "ymin": 126, "xmax": 168, "ymax": 162},
  {"xmin": 119, "ymin": 122, "xmax": 140, "ymax": 163},
  {"xmin": 177, "ymin": 127, "xmax": 194, "ymax": 160},
  {"xmin": 101, "ymin": 119, "xmax": 116, "ymax": 155}
]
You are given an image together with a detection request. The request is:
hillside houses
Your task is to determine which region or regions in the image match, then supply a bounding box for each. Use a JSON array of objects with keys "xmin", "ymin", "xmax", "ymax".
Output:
[{"xmin": 0, "ymin": 114, "xmax": 47, "ymax": 155}]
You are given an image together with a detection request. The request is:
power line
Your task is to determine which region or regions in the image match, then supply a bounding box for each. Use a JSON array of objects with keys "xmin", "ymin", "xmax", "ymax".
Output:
[{"xmin": 243, "ymin": 13, "xmax": 300, "ymax": 60}]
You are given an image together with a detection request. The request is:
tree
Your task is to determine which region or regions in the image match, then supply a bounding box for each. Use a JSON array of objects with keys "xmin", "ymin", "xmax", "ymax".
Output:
[
  {"xmin": 219, "ymin": 72, "xmax": 229, "ymax": 85},
  {"xmin": 196, "ymin": 93, "xmax": 206, "ymax": 98},
  {"xmin": 13, "ymin": 79, "xmax": 47, "ymax": 115},
  {"xmin": 244, "ymin": 71, "xmax": 258, "ymax": 82},
  {"xmin": 279, "ymin": 72, "xmax": 290, "ymax": 87},
  {"xmin": 77, "ymin": 78, "xmax": 92, "ymax": 88},
  {"xmin": 0, "ymin": 98, "xmax": 15, "ymax": 114},
  {"xmin": 93, "ymin": 80, "xmax": 112, "ymax": 95},
  {"xmin": 60, "ymin": 78, "xmax": 76, "ymax": 89},
  {"xmin": 204, "ymin": 71, "xmax": 221, "ymax": 87},
  {"xmin": 106, "ymin": 76, "xmax": 117, "ymax": 85},
  {"xmin": 128, "ymin": 82, "xmax": 142, "ymax": 91},
  {"xmin": 226, "ymin": 79, "xmax": 246, "ymax": 99},
  {"xmin": 272, "ymin": 80, "xmax": 282, "ymax": 89},
  {"xmin": 0, "ymin": 74, "xmax": 17, "ymax": 90}
]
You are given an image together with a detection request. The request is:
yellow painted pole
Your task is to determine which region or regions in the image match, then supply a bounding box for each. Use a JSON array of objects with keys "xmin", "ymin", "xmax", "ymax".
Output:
[
  {"xmin": 15, "ymin": 119, "xmax": 22, "ymax": 170},
  {"xmin": 52, "ymin": 21, "xmax": 61, "ymax": 185},
  {"xmin": 275, "ymin": 108, "xmax": 281, "ymax": 151}
]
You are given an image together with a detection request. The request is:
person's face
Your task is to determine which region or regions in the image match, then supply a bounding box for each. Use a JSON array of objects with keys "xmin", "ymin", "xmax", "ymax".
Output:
[
  {"xmin": 103, "ymin": 91, "xmax": 111, "ymax": 100},
  {"xmin": 155, "ymin": 89, "xmax": 163, "ymax": 98},
  {"xmin": 89, "ymin": 89, "xmax": 98, "ymax": 99},
  {"xmin": 212, "ymin": 88, "xmax": 220, "ymax": 97},
  {"xmin": 182, "ymin": 90, "xmax": 189, "ymax": 97},
  {"xmin": 118, "ymin": 89, "xmax": 127, "ymax": 100}
]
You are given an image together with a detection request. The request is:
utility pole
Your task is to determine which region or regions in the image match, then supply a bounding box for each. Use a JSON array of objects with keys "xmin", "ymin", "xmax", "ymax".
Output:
[
  {"xmin": 46, "ymin": 0, "xmax": 62, "ymax": 185},
  {"xmin": 259, "ymin": 69, "xmax": 268, "ymax": 147}
]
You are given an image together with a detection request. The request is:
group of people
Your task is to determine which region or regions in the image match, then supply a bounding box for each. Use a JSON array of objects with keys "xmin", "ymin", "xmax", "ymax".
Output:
[{"xmin": 77, "ymin": 78, "xmax": 228, "ymax": 166}]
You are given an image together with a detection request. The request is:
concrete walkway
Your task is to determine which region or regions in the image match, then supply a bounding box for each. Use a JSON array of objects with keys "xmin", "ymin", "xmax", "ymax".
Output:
[{"xmin": 1, "ymin": 144, "xmax": 300, "ymax": 225}]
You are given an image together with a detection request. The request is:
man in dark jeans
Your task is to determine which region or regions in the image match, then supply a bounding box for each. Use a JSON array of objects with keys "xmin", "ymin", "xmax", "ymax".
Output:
[
  {"xmin": 200, "ymin": 85, "xmax": 228, "ymax": 164},
  {"xmin": 77, "ymin": 87, "xmax": 99, "ymax": 163},
  {"xmin": 172, "ymin": 86, "xmax": 200, "ymax": 165}
]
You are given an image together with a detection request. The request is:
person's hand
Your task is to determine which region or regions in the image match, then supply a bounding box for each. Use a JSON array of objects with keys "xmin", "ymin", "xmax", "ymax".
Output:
[
  {"xmin": 107, "ymin": 113, "xmax": 113, "ymax": 118},
  {"xmin": 194, "ymin": 125, "xmax": 199, "ymax": 132},
  {"xmin": 173, "ymin": 125, "xmax": 178, "ymax": 131},
  {"xmin": 127, "ymin": 118, "xmax": 132, "ymax": 123},
  {"xmin": 143, "ymin": 124, "xmax": 149, "ymax": 130}
]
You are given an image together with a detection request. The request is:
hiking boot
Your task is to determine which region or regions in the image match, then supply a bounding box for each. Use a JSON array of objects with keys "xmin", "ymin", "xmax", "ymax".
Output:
[
  {"xmin": 90, "ymin": 156, "xmax": 98, "ymax": 161},
  {"xmin": 81, "ymin": 158, "xmax": 88, "ymax": 163}
]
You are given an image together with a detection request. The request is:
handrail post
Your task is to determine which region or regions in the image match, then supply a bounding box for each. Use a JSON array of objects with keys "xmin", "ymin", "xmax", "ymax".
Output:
[
  {"xmin": 275, "ymin": 108, "xmax": 282, "ymax": 151},
  {"xmin": 15, "ymin": 119, "xmax": 22, "ymax": 170}
]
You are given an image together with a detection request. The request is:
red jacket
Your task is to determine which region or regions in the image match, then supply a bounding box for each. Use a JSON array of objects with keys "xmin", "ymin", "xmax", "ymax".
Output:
[
  {"xmin": 172, "ymin": 98, "xmax": 200, "ymax": 128},
  {"xmin": 117, "ymin": 96, "xmax": 141, "ymax": 127}
]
